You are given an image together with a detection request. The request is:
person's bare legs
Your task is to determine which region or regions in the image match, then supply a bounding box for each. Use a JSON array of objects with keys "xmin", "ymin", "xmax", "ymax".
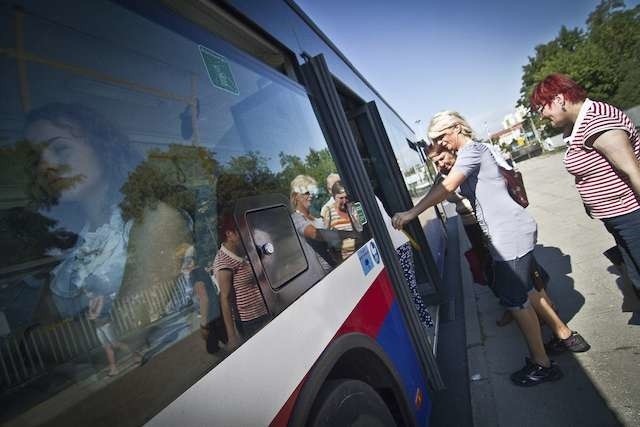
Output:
[
  {"xmin": 510, "ymin": 304, "xmax": 550, "ymax": 367},
  {"xmin": 529, "ymin": 289, "xmax": 571, "ymax": 340},
  {"xmin": 104, "ymin": 344, "xmax": 117, "ymax": 375}
]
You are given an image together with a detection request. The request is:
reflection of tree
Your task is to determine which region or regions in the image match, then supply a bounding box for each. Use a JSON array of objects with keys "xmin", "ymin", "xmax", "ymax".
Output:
[
  {"xmin": 120, "ymin": 144, "xmax": 219, "ymax": 223},
  {"xmin": 216, "ymin": 151, "xmax": 281, "ymax": 209},
  {"xmin": 0, "ymin": 140, "xmax": 79, "ymax": 266},
  {"xmin": 278, "ymin": 148, "xmax": 336, "ymax": 191},
  {"xmin": 0, "ymin": 208, "xmax": 77, "ymax": 268},
  {"xmin": 120, "ymin": 144, "xmax": 220, "ymax": 273}
]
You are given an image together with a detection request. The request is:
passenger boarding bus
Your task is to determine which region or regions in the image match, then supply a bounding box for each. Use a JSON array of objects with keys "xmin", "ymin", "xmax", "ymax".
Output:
[{"xmin": 0, "ymin": 0, "xmax": 448, "ymax": 425}]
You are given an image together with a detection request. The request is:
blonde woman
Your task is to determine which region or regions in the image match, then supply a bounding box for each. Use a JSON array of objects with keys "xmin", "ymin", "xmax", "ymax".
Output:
[
  {"xmin": 290, "ymin": 174, "xmax": 336, "ymax": 269},
  {"xmin": 393, "ymin": 111, "xmax": 589, "ymax": 387},
  {"xmin": 290, "ymin": 175, "xmax": 325, "ymax": 240}
]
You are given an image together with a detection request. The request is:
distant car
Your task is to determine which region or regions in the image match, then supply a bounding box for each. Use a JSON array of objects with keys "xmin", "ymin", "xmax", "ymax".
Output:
[{"xmin": 511, "ymin": 143, "xmax": 542, "ymax": 161}]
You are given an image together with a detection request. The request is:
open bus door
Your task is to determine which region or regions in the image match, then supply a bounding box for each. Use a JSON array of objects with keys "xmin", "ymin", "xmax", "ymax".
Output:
[
  {"xmin": 343, "ymin": 98, "xmax": 443, "ymax": 305},
  {"xmin": 300, "ymin": 54, "xmax": 444, "ymax": 391}
]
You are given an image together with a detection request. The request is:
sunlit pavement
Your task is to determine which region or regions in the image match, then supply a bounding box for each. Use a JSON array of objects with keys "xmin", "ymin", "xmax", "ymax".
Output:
[{"xmin": 461, "ymin": 151, "xmax": 640, "ymax": 427}]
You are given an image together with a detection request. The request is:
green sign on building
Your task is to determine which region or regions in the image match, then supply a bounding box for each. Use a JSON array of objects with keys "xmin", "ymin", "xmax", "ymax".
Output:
[{"xmin": 198, "ymin": 45, "xmax": 239, "ymax": 96}]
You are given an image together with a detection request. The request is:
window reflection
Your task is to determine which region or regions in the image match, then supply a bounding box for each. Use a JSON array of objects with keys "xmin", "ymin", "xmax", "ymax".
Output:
[{"xmin": 0, "ymin": 1, "xmax": 360, "ymax": 424}]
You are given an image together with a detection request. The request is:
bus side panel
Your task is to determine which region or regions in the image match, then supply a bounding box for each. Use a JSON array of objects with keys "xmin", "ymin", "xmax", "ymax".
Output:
[
  {"xmin": 334, "ymin": 268, "xmax": 431, "ymax": 426},
  {"xmin": 377, "ymin": 301, "xmax": 432, "ymax": 426}
]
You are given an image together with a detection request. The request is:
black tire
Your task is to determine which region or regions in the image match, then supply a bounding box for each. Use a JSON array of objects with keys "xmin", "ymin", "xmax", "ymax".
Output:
[{"xmin": 307, "ymin": 379, "xmax": 397, "ymax": 427}]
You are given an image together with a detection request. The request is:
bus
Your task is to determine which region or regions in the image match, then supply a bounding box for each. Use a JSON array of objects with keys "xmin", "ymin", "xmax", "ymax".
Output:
[{"xmin": 0, "ymin": 0, "xmax": 448, "ymax": 425}]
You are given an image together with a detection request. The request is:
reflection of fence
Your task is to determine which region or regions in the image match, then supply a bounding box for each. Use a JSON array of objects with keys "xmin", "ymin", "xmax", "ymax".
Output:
[
  {"xmin": 0, "ymin": 316, "xmax": 100, "ymax": 389},
  {"xmin": 0, "ymin": 276, "xmax": 192, "ymax": 392}
]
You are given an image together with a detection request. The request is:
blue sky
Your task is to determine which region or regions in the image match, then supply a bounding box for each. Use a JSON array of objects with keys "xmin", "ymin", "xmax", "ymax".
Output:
[{"xmin": 295, "ymin": 0, "xmax": 639, "ymax": 138}]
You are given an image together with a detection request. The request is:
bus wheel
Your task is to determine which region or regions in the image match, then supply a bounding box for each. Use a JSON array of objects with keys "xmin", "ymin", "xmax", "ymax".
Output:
[{"xmin": 307, "ymin": 379, "xmax": 397, "ymax": 427}]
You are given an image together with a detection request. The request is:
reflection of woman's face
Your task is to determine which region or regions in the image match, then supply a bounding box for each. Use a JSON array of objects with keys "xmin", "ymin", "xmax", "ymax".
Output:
[
  {"xmin": 26, "ymin": 119, "xmax": 103, "ymax": 203},
  {"xmin": 295, "ymin": 192, "xmax": 313, "ymax": 213}
]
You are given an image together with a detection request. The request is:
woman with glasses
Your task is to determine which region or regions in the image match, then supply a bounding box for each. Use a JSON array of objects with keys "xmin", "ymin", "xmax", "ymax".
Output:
[
  {"xmin": 392, "ymin": 111, "xmax": 590, "ymax": 387},
  {"xmin": 531, "ymin": 74, "xmax": 640, "ymax": 299},
  {"xmin": 290, "ymin": 174, "xmax": 336, "ymax": 269}
]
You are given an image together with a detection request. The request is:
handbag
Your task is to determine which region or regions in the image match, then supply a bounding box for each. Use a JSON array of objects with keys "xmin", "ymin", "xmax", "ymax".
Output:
[
  {"xmin": 500, "ymin": 167, "xmax": 529, "ymax": 208},
  {"xmin": 464, "ymin": 248, "xmax": 489, "ymax": 286}
]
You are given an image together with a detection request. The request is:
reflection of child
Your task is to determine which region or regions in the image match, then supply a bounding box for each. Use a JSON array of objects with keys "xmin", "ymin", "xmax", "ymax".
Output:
[
  {"xmin": 213, "ymin": 215, "xmax": 269, "ymax": 348},
  {"xmin": 86, "ymin": 288, "xmax": 135, "ymax": 376}
]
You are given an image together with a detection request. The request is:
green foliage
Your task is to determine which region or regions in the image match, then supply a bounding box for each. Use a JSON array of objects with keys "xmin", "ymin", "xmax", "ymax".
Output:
[
  {"xmin": 519, "ymin": 1, "xmax": 640, "ymax": 114},
  {"xmin": 119, "ymin": 144, "xmax": 219, "ymax": 222}
]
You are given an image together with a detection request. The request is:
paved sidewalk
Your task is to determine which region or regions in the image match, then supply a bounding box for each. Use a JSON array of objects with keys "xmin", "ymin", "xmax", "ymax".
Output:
[{"xmin": 462, "ymin": 151, "xmax": 640, "ymax": 427}]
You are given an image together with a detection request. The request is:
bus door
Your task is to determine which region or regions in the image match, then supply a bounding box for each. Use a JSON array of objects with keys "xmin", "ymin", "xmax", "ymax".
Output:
[
  {"xmin": 300, "ymin": 54, "xmax": 443, "ymax": 390},
  {"xmin": 340, "ymin": 94, "xmax": 442, "ymax": 307}
]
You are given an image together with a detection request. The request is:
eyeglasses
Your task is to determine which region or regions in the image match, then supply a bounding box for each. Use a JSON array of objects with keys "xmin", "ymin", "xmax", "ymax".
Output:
[
  {"xmin": 302, "ymin": 191, "xmax": 316, "ymax": 199},
  {"xmin": 534, "ymin": 104, "xmax": 547, "ymax": 115}
]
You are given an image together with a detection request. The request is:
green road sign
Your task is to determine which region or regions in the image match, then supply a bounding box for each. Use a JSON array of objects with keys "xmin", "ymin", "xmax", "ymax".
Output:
[{"xmin": 198, "ymin": 45, "xmax": 239, "ymax": 95}]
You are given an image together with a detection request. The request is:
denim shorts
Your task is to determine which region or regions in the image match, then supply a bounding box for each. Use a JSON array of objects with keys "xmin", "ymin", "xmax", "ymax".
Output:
[{"xmin": 490, "ymin": 251, "xmax": 535, "ymax": 309}]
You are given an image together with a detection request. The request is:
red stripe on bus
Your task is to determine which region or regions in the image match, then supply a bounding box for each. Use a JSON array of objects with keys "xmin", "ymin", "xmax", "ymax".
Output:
[
  {"xmin": 269, "ymin": 376, "xmax": 306, "ymax": 427},
  {"xmin": 269, "ymin": 268, "xmax": 396, "ymax": 425},
  {"xmin": 335, "ymin": 269, "xmax": 395, "ymax": 338}
]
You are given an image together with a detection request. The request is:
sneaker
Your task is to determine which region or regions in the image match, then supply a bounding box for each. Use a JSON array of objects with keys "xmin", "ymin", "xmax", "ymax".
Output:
[
  {"xmin": 545, "ymin": 331, "xmax": 590, "ymax": 355},
  {"xmin": 510, "ymin": 358, "xmax": 563, "ymax": 387}
]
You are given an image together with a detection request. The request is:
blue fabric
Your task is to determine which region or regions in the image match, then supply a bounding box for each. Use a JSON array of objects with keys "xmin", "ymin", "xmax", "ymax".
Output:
[
  {"xmin": 491, "ymin": 250, "xmax": 535, "ymax": 308},
  {"xmin": 603, "ymin": 209, "xmax": 640, "ymax": 291},
  {"xmin": 396, "ymin": 242, "xmax": 433, "ymax": 328}
]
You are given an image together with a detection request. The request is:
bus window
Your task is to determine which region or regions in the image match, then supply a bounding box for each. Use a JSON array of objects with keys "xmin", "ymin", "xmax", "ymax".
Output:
[{"xmin": 0, "ymin": 1, "xmax": 365, "ymax": 425}]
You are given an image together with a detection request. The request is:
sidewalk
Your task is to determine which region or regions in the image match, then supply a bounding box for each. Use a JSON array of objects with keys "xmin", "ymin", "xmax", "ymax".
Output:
[{"xmin": 461, "ymin": 152, "xmax": 640, "ymax": 427}]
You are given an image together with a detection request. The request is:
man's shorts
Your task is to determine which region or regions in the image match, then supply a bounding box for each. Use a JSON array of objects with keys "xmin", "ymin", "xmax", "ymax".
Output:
[{"xmin": 490, "ymin": 250, "xmax": 535, "ymax": 309}]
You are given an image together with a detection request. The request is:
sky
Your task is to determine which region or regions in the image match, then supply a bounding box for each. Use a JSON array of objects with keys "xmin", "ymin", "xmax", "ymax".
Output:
[{"xmin": 295, "ymin": 0, "xmax": 639, "ymax": 138}]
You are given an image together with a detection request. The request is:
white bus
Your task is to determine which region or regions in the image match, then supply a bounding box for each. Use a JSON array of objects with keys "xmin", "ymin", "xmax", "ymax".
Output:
[{"xmin": 0, "ymin": 1, "xmax": 448, "ymax": 425}]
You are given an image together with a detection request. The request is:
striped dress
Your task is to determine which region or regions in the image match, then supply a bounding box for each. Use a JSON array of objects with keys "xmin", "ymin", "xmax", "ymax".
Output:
[
  {"xmin": 564, "ymin": 99, "xmax": 640, "ymax": 219},
  {"xmin": 213, "ymin": 245, "xmax": 268, "ymax": 322}
]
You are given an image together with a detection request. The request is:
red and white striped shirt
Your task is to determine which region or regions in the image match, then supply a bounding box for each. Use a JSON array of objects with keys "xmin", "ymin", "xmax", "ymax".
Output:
[
  {"xmin": 564, "ymin": 99, "xmax": 640, "ymax": 219},
  {"xmin": 213, "ymin": 245, "xmax": 268, "ymax": 322}
]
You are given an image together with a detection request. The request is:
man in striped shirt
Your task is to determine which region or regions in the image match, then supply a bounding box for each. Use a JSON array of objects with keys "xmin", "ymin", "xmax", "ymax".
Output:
[
  {"xmin": 532, "ymin": 73, "xmax": 640, "ymax": 300},
  {"xmin": 213, "ymin": 214, "xmax": 270, "ymax": 349}
]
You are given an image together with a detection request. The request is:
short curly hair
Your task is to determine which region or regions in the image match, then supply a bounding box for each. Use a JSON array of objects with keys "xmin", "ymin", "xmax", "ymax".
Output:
[{"xmin": 25, "ymin": 103, "xmax": 136, "ymax": 206}]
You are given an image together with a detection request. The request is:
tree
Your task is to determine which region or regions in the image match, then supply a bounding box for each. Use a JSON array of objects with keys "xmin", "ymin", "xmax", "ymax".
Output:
[
  {"xmin": 518, "ymin": 1, "xmax": 640, "ymax": 122},
  {"xmin": 119, "ymin": 144, "xmax": 219, "ymax": 223}
]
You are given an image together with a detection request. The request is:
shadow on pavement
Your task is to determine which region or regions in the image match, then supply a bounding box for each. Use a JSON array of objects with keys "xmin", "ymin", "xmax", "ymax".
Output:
[
  {"xmin": 606, "ymin": 265, "xmax": 640, "ymax": 325},
  {"xmin": 534, "ymin": 244, "xmax": 585, "ymax": 325},
  {"xmin": 475, "ymin": 244, "xmax": 625, "ymax": 427}
]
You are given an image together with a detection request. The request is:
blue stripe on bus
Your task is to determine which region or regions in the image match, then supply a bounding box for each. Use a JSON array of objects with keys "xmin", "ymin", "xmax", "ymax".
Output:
[{"xmin": 376, "ymin": 301, "xmax": 432, "ymax": 427}]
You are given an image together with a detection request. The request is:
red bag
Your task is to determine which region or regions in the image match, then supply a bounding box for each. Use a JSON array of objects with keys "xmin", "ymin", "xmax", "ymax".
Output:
[
  {"xmin": 500, "ymin": 168, "xmax": 529, "ymax": 208},
  {"xmin": 464, "ymin": 248, "xmax": 489, "ymax": 286}
]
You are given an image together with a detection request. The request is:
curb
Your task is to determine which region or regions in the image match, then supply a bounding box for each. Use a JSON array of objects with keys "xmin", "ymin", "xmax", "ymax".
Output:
[{"xmin": 457, "ymin": 218, "xmax": 499, "ymax": 427}]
